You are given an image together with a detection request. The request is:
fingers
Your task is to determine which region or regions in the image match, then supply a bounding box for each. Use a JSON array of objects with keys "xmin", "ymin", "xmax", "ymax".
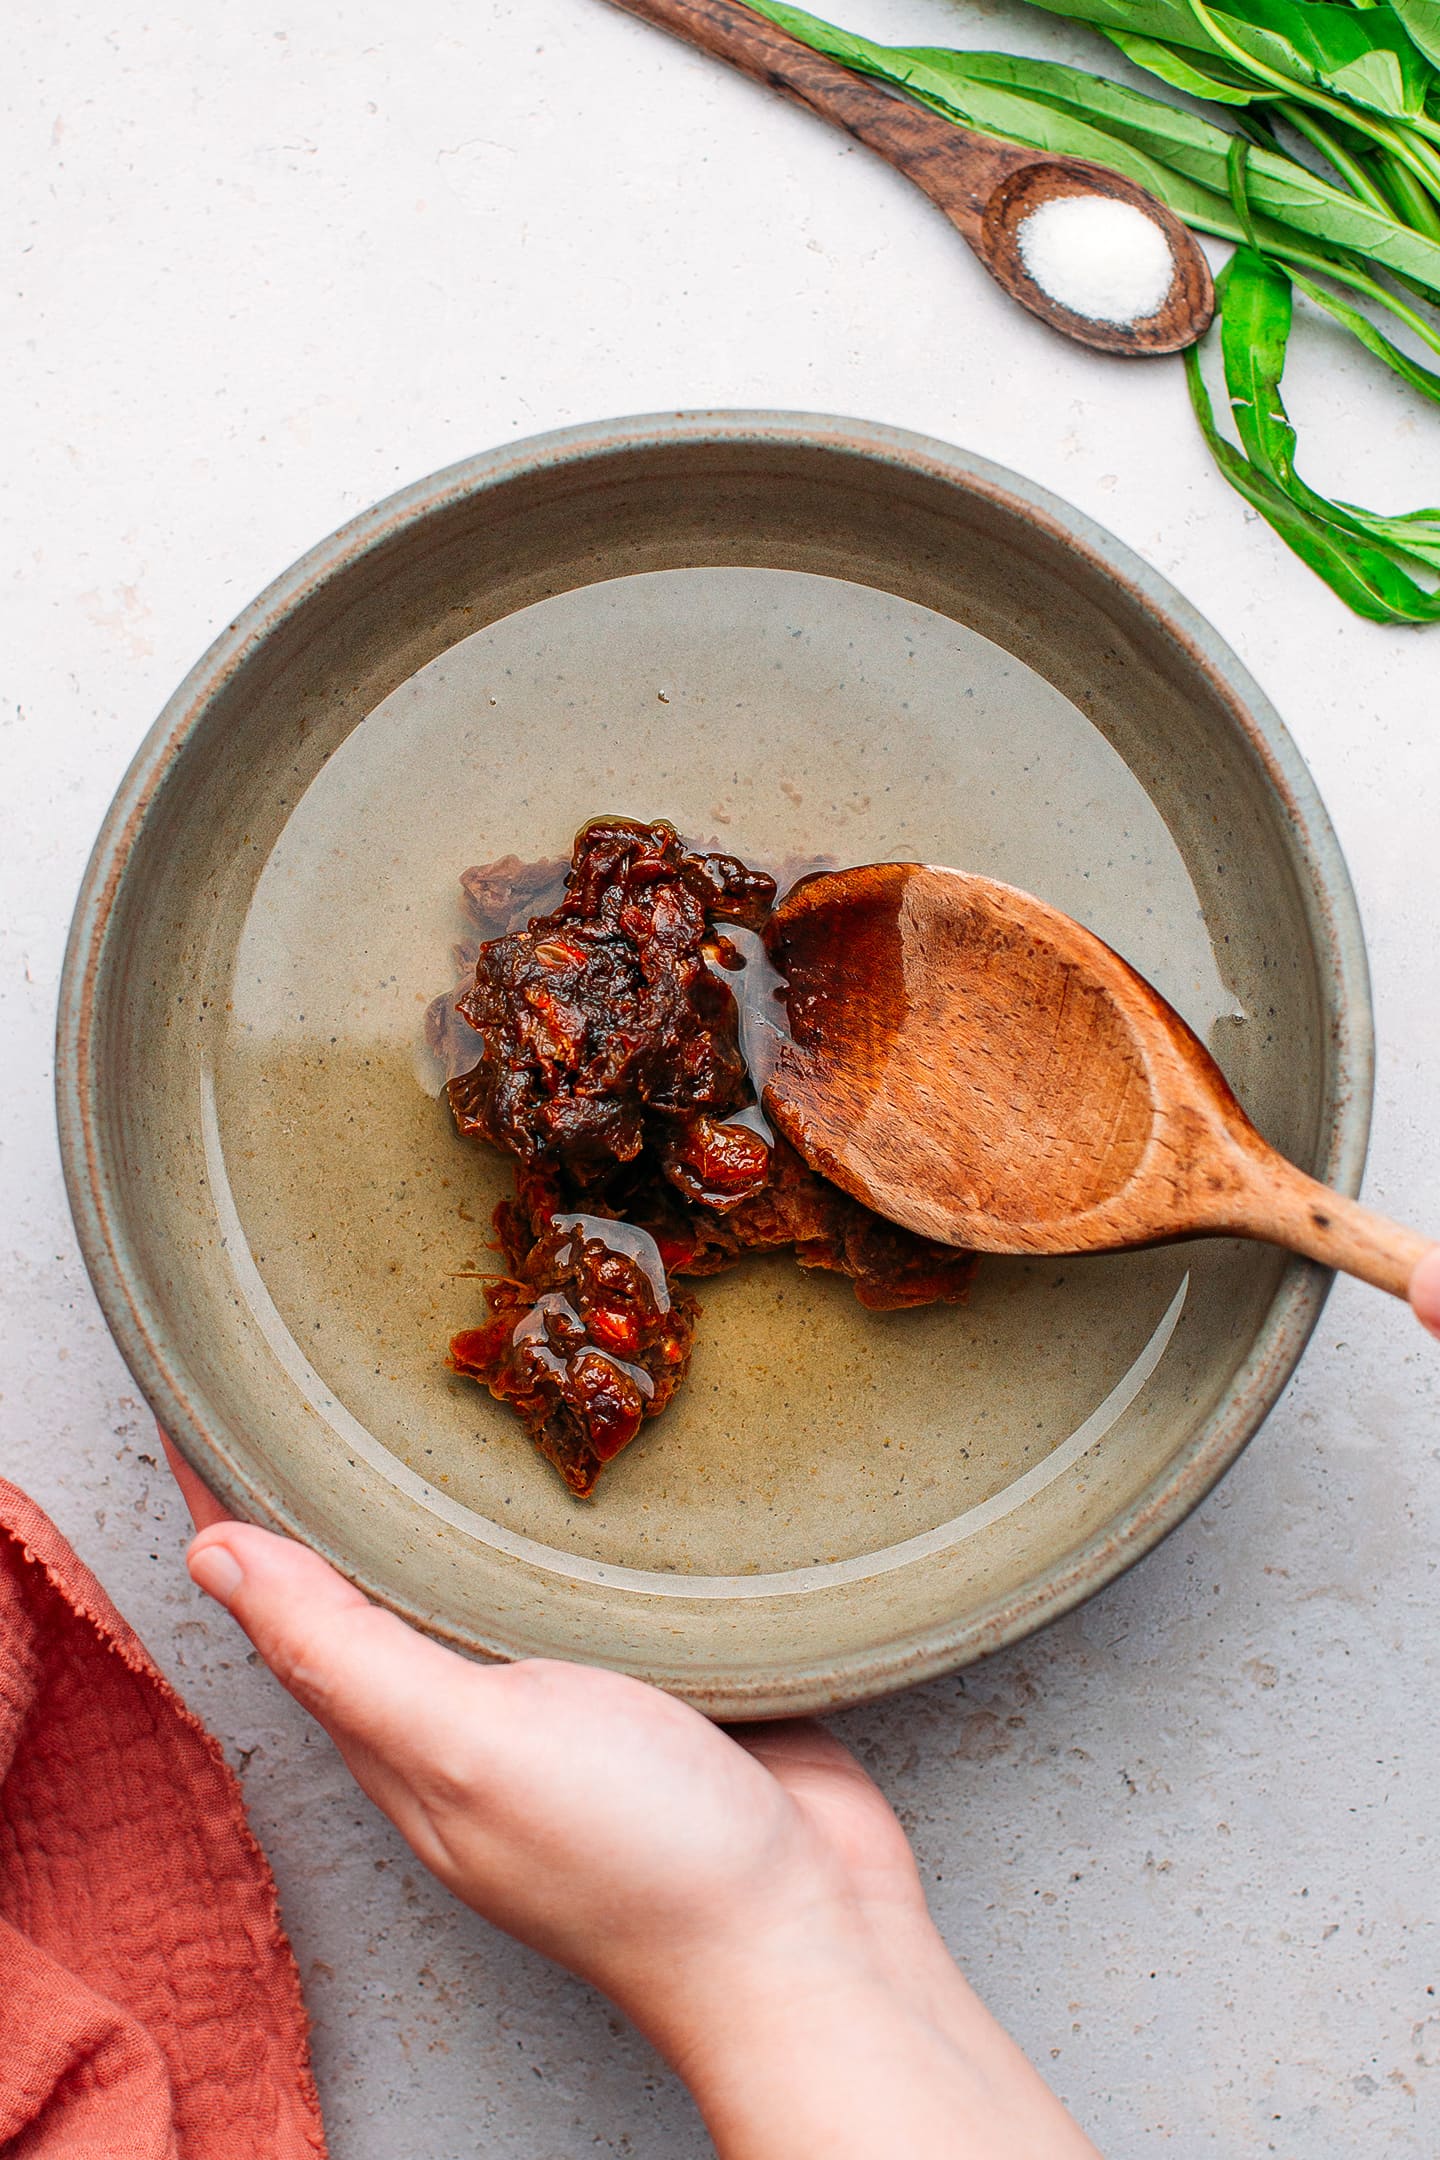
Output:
[
  {"xmin": 186, "ymin": 1521, "xmax": 484, "ymax": 1763},
  {"xmin": 185, "ymin": 1521, "xmax": 529, "ymax": 1892},
  {"xmin": 167, "ymin": 1436, "xmax": 493, "ymax": 1785},
  {"xmin": 1412, "ymin": 1245, "xmax": 1440, "ymax": 1340},
  {"xmin": 159, "ymin": 1427, "xmax": 233, "ymax": 1530}
]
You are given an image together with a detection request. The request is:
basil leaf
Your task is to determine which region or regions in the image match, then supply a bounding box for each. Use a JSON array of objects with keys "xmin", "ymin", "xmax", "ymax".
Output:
[
  {"xmin": 1244, "ymin": 1, "xmax": 1432, "ymax": 119},
  {"xmin": 1186, "ymin": 337, "xmax": 1440, "ymax": 618},
  {"xmin": 1333, "ymin": 503, "xmax": 1440, "ymax": 566},
  {"xmin": 741, "ymin": 14, "xmax": 1252, "ymax": 228},
  {"xmin": 1204, "ymin": 250, "xmax": 1440, "ymax": 606},
  {"xmin": 1020, "ymin": 0, "xmax": 1436, "ymax": 119},
  {"xmin": 919, "ymin": 49, "xmax": 1440, "ymax": 290},
  {"xmin": 1216, "ymin": 249, "xmax": 1299, "ymax": 478},
  {"xmin": 1392, "ymin": 0, "xmax": 1440, "ymax": 72},
  {"xmin": 744, "ymin": 21, "xmax": 1440, "ymax": 294},
  {"xmin": 1328, "ymin": 47, "xmax": 1417, "ymax": 115},
  {"xmin": 1104, "ymin": 29, "xmax": 1261, "ymax": 103},
  {"xmin": 742, "ymin": 1, "xmax": 1440, "ymax": 622}
]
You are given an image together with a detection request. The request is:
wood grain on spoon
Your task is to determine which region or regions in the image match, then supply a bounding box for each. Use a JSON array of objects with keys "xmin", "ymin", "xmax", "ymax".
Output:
[
  {"xmin": 605, "ymin": 0, "xmax": 1214, "ymax": 355},
  {"xmin": 764, "ymin": 863, "xmax": 1434, "ymax": 1300}
]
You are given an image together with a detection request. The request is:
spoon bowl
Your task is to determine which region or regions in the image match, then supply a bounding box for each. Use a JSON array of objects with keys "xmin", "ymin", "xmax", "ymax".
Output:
[
  {"xmin": 979, "ymin": 159, "xmax": 1211, "ymax": 356},
  {"xmin": 766, "ymin": 862, "xmax": 1434, "ymax": 1296}
]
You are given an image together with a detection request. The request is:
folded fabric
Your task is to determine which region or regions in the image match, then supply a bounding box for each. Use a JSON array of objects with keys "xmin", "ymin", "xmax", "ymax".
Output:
[{"xmin": 0, "ymin": 1476, "xmax": 326, "ymax": 2157}]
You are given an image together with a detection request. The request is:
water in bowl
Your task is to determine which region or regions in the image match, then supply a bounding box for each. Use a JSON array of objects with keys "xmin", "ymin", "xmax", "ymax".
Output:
[{"xmin": 211, "ymin": 566, "xmax": 1247, "ymax": 1584}]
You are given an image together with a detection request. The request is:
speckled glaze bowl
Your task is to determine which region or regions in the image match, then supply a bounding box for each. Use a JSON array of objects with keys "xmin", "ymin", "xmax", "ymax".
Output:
[{"xmin": 57, "ymin": 413, "xmax": 1371, "ymax": 1718}]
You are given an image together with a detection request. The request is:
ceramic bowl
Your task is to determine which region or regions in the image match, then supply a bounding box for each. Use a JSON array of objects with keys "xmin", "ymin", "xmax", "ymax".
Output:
[{"xmin": 57, "ymin": 413, "xmax": 1371, "ymax": 1717}]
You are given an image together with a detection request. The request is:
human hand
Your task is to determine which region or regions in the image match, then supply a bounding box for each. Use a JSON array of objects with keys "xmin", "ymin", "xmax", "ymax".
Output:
[
  {"xmin": 166, "ymin": 1437, "xmax": 1099, "ymax": 2158},
  {"xmin": 1412, "ymin": 1246, "xmax": 1440, "ymax": 1339}
]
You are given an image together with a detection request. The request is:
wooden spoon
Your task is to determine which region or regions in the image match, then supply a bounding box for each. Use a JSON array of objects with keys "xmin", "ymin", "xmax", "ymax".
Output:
[
  {"xmin": 762, "ymin": 863, "xmax": 1435, "ymax": 1299},
  {"xmin": 607, "ymin": 0, "xmax": 1214, "ymax": 355}
]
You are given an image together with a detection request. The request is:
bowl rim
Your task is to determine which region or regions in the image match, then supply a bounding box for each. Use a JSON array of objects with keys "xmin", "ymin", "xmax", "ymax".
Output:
[{"xmin": 56, "ymin": 409, "xmax": 1374, "ymax": 1715}]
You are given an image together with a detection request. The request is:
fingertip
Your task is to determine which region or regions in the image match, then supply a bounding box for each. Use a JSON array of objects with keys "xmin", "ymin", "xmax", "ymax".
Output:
[
  {"xmin": 185, "ymin": 1521, "xmax": 269, "ymax": 1611},
  {"xmin": 187, "ymin": 1520, "xmax": 368, "ymax": 1611},
  {"xmin": 184, "ymin": 1521, "xmax": 468, "ymax": 1744},
  {"xmin": 1411, "ymin": 1245, "xmax": 1440, "ymax": 1339},
  {"xmin": 188, "ymin": 1536, "xmax": 244, "ymax": 1606}
]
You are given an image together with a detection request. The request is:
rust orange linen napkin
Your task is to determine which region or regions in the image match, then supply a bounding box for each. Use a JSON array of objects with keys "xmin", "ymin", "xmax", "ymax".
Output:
[{"xmin": 0, "ymin": 1476, "xmax": 326, "ymax": 2157}]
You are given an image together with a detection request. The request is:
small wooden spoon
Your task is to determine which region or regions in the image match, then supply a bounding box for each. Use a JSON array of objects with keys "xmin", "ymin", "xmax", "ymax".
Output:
[
  {"xmin": 607, "ymin": 0, "xmax": 1214, "ymax": 355},
  {"xmin": 763, "ymin": 863, "xmax": 1435, "ymax": 1299}
]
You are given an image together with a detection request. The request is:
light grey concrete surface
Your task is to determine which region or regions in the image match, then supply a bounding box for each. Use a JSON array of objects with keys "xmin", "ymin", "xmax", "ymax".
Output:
[{"xmin": 4, "ymin": 1, "xmax": 1439, "ymax": 2152}]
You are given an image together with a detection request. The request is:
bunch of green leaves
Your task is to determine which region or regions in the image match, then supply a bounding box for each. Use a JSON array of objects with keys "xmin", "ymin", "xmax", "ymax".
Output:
[{"xmin": 743, "ymin": 0, "xmax": 1440, "ymax": 621}]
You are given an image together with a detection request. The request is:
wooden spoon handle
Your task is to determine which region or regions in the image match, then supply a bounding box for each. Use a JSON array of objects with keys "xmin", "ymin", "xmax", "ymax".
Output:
[
  {"xmin": 1230, "ymin": 1155, "xmax": 1435, "ymax": 1300},
  {"xmin": 605, "ymin": 0, "xmax": 1027, "ymax": 233}
]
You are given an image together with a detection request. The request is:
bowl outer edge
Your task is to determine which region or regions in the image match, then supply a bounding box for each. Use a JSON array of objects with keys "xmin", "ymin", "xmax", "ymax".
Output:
[{"xmin": 54, "ymin": 410, "xmax": 1375, "ymax": 1716}]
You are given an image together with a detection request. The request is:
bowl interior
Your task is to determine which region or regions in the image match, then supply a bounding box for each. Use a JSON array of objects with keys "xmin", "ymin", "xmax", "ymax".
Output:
[{"xmin": 69, "ymin": 423, "xmax": 1359, "ymax": 1715}]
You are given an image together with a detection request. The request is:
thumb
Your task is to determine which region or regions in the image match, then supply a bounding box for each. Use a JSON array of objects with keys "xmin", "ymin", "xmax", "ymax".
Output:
[
  {"xmin": 1411, "ymin": 1245, "xmax": 1440, "ymax": 1341},
  {"xmin": 187, "ymin": 1522, "xmax": 487, "ymax": 1771}
]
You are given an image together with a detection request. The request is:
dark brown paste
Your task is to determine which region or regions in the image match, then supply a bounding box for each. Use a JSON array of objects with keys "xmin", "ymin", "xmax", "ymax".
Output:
[{"xmin": 431, "ymin": 817, "xmax": 974, "ymax": 1495}]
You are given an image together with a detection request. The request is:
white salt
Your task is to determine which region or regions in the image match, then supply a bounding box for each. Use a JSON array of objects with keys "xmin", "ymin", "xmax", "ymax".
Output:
[{"xmin": 1016, "ymin": 194, "xmax": 1175, "ymax": 326}]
